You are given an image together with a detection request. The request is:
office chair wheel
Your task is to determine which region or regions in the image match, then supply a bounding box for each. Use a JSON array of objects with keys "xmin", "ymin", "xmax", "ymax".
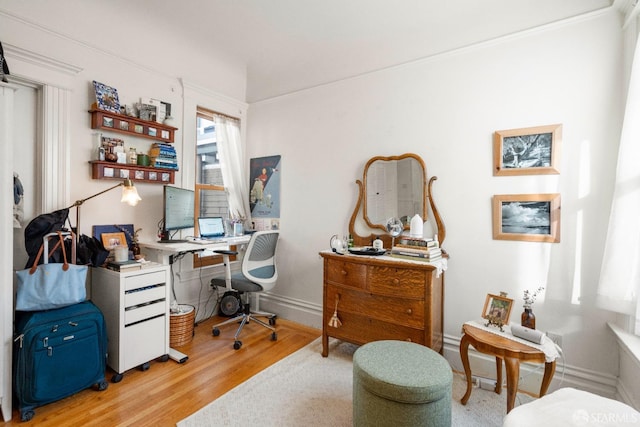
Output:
[
  {"xmin": 212, "ymin": 327, "xmax": 220, "ymax": 336},
  {"xmin": 271, "ymin": 332, "xmax": 277, "ymax": 341},
  {"xmin": 233, "ymin": 340, "xmax": 242, "ymax": 350},
  {"xmin": 269, "ymin": 315, "xmax": 277, "ymax": 326}
]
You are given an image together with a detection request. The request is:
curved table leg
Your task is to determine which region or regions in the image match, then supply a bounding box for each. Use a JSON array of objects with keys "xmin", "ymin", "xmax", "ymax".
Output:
[
  {"xmin": 504, "ymin": 357, "xmax": 520, "ymax": 413},
  {"xmin": 495, "ymin": 357, "xmax": 503, "ymax": 394},
  {"xmin": 460, "ymin": 333, "xmax": 473, "ymax": 405},
  {"xmin": 540, "ymin": 360, "xmax": 556, "ymax": 396}
]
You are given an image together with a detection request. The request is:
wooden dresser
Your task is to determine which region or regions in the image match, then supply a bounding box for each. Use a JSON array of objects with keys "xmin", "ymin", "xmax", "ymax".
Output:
[{"xmin": 320, "ymin": 250, "xmax": 444, "ymax": 356}]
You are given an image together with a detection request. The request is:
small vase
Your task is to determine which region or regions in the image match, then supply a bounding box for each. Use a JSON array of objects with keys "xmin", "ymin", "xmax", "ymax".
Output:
[
  {"xmin": 132, "ymin": 243, "xmax": 141, "ymax": 257},
  {"xmin": 521, "ymin": 306, "xmax": 536, "ymax": 329}
]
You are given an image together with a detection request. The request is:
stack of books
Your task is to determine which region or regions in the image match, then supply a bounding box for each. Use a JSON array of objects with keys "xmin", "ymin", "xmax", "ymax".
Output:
[
  {"xmin": 149, "ymin": 143, "xmax": 178, "ymax": 170},
  {"xmin": 390, "ymin": 237, "xmax": 442, "ymax": 262}
]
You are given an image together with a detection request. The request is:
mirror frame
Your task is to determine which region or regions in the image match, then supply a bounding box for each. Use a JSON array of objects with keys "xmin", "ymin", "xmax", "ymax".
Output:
[
  {"xmin": 362, "ymin": 153, "xmax": 427, "ymax": 231},
  {"xmin": 349, "ymin": 153, "xmax": 446, "ymax": 249}
]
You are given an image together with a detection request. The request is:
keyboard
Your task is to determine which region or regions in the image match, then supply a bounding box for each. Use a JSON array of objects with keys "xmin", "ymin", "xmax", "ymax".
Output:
[{"xmin": 191, "ymin": 238, "xmax": 226, "ymax": 245}]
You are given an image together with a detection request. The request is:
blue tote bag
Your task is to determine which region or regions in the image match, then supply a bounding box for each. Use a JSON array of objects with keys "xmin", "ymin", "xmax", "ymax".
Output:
[{"xmin": 16, "ymin": 231, "xmax": 87, "ymax": 311}]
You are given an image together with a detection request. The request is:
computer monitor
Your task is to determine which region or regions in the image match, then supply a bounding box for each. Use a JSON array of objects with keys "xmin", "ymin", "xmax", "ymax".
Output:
[
  {"xmin": 198, "ymin": 217, "xmax": 225, "ymax": 238},
  {"xmin": 160, "ymin": 185, "xmax": 194, "ymax": 241}
]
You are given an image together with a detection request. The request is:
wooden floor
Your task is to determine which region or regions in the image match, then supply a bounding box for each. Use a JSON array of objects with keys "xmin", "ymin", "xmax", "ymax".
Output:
[{"xmin": 4, "ymin": 315, "xmax": 321, "ymax": 426}]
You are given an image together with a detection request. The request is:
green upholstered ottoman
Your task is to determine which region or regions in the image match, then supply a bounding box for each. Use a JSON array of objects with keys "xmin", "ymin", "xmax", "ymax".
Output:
[{"xmin": 353, "ymin": 340, "xmax": 452, "ymax": 427}]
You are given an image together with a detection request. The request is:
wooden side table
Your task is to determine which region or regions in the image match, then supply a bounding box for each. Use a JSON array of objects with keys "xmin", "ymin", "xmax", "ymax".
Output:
[{"xmin": 460, "ymin": 323, "xmax": 556, "ymax": 413}]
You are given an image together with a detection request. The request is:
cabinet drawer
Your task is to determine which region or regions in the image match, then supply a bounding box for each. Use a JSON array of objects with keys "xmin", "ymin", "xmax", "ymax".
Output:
[
  {"xmin": 122, "ymin": 315, "xmax": 166, "ymax": 371},
  {"xmin": 326, "ymin": 285, "xmax": 424, "ymax": 328},
  {"xmin": 124, "ymin": 270, "xmax": 166, "ymax": 291},
  {"xmin": 368, "ymin": 266, "xmax": 427, "ymax": 299},
  {"xmin": 125, "ymin": 300, "xmax": 166, "ymax": 325},
  {"xmin": 325, "ymin": 259, "xmax": 366, "ymax": 289},
  {"xmin": 125, "ymin": 284, "xmax": 166, "ymax": 308},
  {"xmin": 325, "ymin": 311, "xmax": 424, "ymax": 345}
]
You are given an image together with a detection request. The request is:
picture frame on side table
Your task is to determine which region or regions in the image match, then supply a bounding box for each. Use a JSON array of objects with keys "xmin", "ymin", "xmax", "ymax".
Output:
[
  {"xmin": 482, "ymin": 293, "xmax": 513, "ymax": 327},
  {"xmin": 493, "ymin": 124, "xmax": 561, "ymax": 176},
  {"xmin": 492, "ymin": 193, "xmax": 561, "ymax": 243}
]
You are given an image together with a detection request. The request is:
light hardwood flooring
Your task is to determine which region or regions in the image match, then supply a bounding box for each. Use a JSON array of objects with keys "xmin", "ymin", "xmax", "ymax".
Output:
[{"xmin": 4, "ymin": 315, "xmax": 321, "ymax": 426}]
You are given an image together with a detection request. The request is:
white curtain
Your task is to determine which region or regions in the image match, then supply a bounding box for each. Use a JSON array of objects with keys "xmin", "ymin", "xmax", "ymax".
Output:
[
  {"xmin": 597, "ymin": 39, "xmax": 640, "ymax": 334},
  {"xmin": 214, "ymin": 114, "xmax": 250, "ymax": 223}
]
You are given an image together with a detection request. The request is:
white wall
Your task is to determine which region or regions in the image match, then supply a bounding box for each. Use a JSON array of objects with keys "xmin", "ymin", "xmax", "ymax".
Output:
[{"xmin": 247, "ymin": 10, "xmax": 624, "ymax": 392}]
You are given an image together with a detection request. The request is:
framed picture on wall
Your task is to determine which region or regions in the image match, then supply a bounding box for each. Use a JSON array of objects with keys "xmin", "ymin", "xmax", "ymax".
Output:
[
  {"xmin": 492, "ymin": 193, "xmax": 561, "ymax": 243},
  {"xmin": 493, "ymin": 124, "xmax": 561, "ymax": 176}
]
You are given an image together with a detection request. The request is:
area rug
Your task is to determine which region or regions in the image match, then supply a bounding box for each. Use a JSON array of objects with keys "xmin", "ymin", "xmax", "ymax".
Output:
[{"xmin": 177, "ymin": 338, "xmax": 517, "ymax": 427}]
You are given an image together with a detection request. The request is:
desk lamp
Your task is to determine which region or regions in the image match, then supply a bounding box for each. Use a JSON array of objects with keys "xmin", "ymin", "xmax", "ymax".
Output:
[{"xmin": 68, "ymin": 179, "xmax": 141, "ymax": 239}]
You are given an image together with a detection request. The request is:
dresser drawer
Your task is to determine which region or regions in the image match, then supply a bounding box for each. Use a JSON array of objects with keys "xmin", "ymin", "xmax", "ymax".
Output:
[
  {"xmin": 124, "ymin": 270, "xmax": 166, "ymax": 292},
  {"xmin": 325, "ymin": 311, "xmax": 424, "ymax": 345},
  {"xmin": 125, "ymin": 284, "xmax": 166, "ymax": 308},
  {"xmin": 326, "ymin": 285, "xmax": 424, "ymax": 328},
  {"xmin": 368, "ymin": 266, "xmax": 427, "ymax": 299},
  {"xmin": 325, "ymin": 259, "xmax": 366, "ymax": 289},
  {"xmin": 125, "ymin": 300, "xmax": 166, "ymax": 325}
]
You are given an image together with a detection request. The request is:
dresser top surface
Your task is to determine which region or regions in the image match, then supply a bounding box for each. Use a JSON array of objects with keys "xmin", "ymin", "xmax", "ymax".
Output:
[{"xmin": 319, "ymin": 249, "xmax": 446, "ymax": 271}]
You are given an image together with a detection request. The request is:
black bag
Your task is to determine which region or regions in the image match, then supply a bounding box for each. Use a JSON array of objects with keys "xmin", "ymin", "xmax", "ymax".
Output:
[{"xmin": 24, "ymin": 208, "xmax": 70, "ymax": 268}]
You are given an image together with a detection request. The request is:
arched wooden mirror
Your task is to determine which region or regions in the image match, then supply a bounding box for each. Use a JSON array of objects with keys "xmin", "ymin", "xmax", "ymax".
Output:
[
  {"xmin": 363, "ymin": 153, "xmax": 427, "ymax": 230},
  {"xmin": 349, "ymin": 153, "xmax": 445, "ymax": 249}
]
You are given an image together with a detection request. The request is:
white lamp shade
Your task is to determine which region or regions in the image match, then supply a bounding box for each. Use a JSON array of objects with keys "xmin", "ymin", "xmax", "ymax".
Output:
[{"xmin": 121, "ymin": 185, "xmax": 141, "ymax": 206}]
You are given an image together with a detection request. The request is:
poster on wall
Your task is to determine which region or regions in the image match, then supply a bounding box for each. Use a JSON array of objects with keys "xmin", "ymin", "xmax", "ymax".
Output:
[{"xmin": 249, "ymin": 155, "xmax": 281, "ymax": 230}]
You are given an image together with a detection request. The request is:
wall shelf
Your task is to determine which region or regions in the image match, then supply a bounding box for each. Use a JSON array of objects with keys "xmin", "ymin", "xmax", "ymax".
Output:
[
  {"xmin": 89, "ymin": 109, "xmax": 177, "ymax": 143},
  {"xmin": 89, "ymin": 161, "xmax": 175, "ymax": 184}
]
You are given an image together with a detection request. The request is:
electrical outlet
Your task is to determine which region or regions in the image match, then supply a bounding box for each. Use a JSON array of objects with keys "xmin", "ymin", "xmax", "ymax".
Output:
[{"xmin": 546, "ymin": 331, "xmax": 562, "ymax": 348}]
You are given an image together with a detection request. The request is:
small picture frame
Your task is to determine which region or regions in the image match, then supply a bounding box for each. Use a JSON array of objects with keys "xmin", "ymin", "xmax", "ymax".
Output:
[
  {"xmin": 103, "ymin": 167, "xmax": 114, "ymax": 178},
  {"xmin": 161, "ymin": 130, "xmax": 170, "ymax": 139},
  {"xmin": 134, "ymin": 124, "xmax": 144, "ymax": 134},
  {"xmin": 492, "ymin": 193, "xmax": 561, "ymax": 243},
  {"xmin": 119, "ymin": 121, "xmax": 129, "ymax": 131},
  {"xmin": 149, "ymin": 171, "xmax": 157, "ymax": 181},
  {"xmin": 103, "ymin": 117, "xmax": 114, "ymax": 128},
  {"xmin": 493, "ymin": 124, "xmax": 561, "ymax": 176},
  {"xmin": 119, "ymin": 169, "xmax": 129, "ymax": 179},
  {"xmin": 101, "ymin": 232, "xmax": 128, "ymax": 250},
  {"xmin": 161, "ymin": 172, "xmax": 170, "ymax": 182},
  {"xmin": 482, "ymin": 293, "xmax": 513, "ymax": 326},
  {"xmin": 148, "ymin": 127, "xmax": 157, "ymax": 137},
  {"xmin": 135, "ymin": 170, "xmax": 145, "ymax": 180}
]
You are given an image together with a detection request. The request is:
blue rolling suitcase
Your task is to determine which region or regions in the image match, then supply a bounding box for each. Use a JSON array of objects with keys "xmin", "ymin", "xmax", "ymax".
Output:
[{"xmin": 13, "ymin": 301, "xmax": 109, "ymax": 421}]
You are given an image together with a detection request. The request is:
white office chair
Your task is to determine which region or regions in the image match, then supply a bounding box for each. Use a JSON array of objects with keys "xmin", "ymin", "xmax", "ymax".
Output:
[{"xmin": 210, "ymin": 230, "xmax": 279, "ymax": 350}]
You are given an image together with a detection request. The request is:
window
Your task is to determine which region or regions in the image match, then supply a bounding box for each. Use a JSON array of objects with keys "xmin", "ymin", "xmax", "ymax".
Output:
[{"xmin": 193, "ymin": 108, "xmax": 240, "ymax": 267}]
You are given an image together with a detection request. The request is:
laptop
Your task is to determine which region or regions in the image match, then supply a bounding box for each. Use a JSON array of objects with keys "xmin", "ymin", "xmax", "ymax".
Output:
[{"xmin": 197, "ymin": 217, "xmax": 226, "ymax": 242}]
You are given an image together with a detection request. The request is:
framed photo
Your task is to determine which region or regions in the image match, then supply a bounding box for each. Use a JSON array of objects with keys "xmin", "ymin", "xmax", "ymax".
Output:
[
  {"xmin": 103, "ymin": 167, "xmax": 114, "ymax": 178},
  {"xmin": 148, "ymin": 127, "xmax": 157, "ymax": 137},
  {"xmin": 161, "ymin": 172, "xmax": 170, "ymax": 182},
  {"xmin": 93, "ymin": 80, "xmax": 120, "ymax": 114},
  {"xmin": 493, "ymin": 193, "xmax": 561, "ymax": 243},
  {"xmin": 134, "ymin": 124, "xmax": 144, "ymax": 134},
  {"xmin": 161, "ymin": 130, "xmax": 170, "ymax": 140},
  {"xmin": 100, "ymin": 232, "xmax": 128, "ymax": 250},
  {"xmin": 135, "ymin": 170, "xmax": 145, "ymax": 180},
  {"xmin": 119, "ymin": 169, "xmax": 129, "ymax": 179},
  {"xmin": 119, "ymin": 120, "xmax": 129, "ymax": 131},
  {"xmin": 493, "ymin": 124, "xmax": 561, "ymax": 176},
  {"xmin": 149, "ymin": 171, "xmax": 157, "ymax": 181},
  {"xmin": 482, "ymin": 293, "xmax": 513, "ymax": 325}
]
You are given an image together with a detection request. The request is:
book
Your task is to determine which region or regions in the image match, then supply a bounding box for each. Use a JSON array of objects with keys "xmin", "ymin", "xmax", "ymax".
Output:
[
  {"xmin": 397, "ymin": 236, "xmax": 438, "ymax": 248},
  {"xmin": 106, "ymin": 260, "xmax": 142, "ymax": 271},
  {"xmin": 389, "ymin": 253, "xmax": 442, "ymax": 263},
  {"xmin": 391, "ymin": 246, "xmax": 442, "ymax": 257},
  {"xmin": 393, "ymin": 243, "xmax": 440, "ymax": 252}
]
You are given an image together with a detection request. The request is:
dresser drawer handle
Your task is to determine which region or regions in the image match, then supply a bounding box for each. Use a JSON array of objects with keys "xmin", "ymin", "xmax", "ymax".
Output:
[
  {"xmin": 393, "ymin": 278, "xmax": 400, "ymax": 285},
  {"xmin": 341, "ymin": 270, "xmax": 347, "ymax": 276},
  {"xmin": 406, "ymin": 308, "xmax": 413, "ymax": 315}
]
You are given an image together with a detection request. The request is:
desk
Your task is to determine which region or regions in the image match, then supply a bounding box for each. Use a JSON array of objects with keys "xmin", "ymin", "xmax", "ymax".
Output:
[
  {"xmin": 460, "ymin": 323, "xmax": 557, "ymax": 413},
  {"xmin": 139, "ymin": 235, "xmax": 252, "ymax": 363}
]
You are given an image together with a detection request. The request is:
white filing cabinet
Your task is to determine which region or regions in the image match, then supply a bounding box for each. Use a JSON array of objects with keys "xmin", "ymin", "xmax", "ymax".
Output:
[{"xmin": 91, "ymin": 265, "xmax": 170, "ymax": 383}]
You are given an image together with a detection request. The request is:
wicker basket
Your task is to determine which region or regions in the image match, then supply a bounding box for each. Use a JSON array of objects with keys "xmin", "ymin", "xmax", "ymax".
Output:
[{"xmin": 170, "ymin": 305, "xmax": 195, "ymax": 347}]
